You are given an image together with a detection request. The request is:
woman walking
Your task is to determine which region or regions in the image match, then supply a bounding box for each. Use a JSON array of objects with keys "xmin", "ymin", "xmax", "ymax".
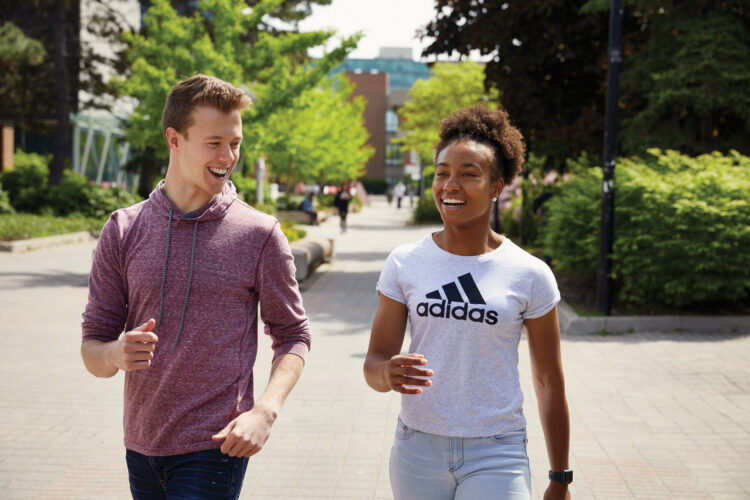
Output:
[{"xmin": 364, "ymin": 105, "xmax": 571, "ymax": 499}]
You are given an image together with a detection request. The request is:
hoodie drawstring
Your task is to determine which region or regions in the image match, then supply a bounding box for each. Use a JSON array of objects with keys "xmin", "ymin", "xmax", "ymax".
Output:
[{"xmin": 156, "ymin": 207, "xmax": 200, "ymax": 350}]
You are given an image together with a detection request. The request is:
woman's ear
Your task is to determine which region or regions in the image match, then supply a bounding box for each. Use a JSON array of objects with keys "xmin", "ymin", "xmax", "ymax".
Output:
[{"xmin": 492, "ymin": 178, "xmax": 505, "ymax": 198}]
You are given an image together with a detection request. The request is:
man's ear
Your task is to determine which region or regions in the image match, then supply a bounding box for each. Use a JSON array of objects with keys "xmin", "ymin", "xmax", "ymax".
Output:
[{"xmin": 165, "ymin": 127, "xmax": 180, "ymax": 151}]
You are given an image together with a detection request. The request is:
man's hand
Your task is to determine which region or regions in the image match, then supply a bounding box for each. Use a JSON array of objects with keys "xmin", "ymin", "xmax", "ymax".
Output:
[
  {"xmin": 384, "ymin": 354, "xmax": 433, "ymax": 394},
  {"xmin": 108, "ymin": 319, "xmax": 158, "ymax": 372},
  {"xmin": 211, "ymin": 405, "xmax": 276, "ymax": 458}
]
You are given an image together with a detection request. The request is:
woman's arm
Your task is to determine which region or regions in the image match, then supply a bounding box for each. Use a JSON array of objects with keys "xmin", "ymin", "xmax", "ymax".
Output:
[
  {"xmin": 364, "ymin": 294, "xmax": 433, "ymax": 394},
  {"xmin": 525, "ymin": 307, "xmax": 571, "ymax": 500}
]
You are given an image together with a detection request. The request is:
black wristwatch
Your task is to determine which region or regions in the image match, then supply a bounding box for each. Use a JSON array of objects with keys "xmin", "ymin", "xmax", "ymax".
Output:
[{"xmin": 549, "ymin": 469, "xmax": 573, "ymax": 484}]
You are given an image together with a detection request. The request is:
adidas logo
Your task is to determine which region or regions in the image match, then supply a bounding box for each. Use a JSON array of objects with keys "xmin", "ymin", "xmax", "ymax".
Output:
[{"xmin": 416, "ymin": 273, "xmax": 498, "ymax": 325}]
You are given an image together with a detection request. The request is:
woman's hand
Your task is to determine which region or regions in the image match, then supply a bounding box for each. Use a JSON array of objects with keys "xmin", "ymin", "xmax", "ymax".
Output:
[
  {"xmin": 384, "ymin": 353, "xmax": 434, "ymax": 394},
  {"xmin": 543, "ymin": 482, "xmax": 570, "ymax": 500}
]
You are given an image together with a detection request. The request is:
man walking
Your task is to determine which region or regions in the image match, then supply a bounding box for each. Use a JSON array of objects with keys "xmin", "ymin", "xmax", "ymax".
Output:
[{"xmin": 81, "ymin": 75, "xmax": 311, "ymax": 499}]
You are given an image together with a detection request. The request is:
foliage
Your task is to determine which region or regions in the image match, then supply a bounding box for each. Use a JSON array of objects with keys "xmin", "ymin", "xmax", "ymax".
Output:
[
  {"xmin": 421, "ymin": 0, "xmax": 750, "ymax": 168},
  {"xmin": 396, "ymin": 62, "xmax": 498, "ymax": 165},
  {"xmin": 0, "ymin": 213, "xmax": 108, "ymax": 241},
  {"xmin": 0, "ymin": 150, "xmax": 140, "ymax": 217},
  {"xmin": 263, "ymin": 74, "xmax": 372, "ymax": 184},
  {"xmin": 543, "ymin": 150, "xmax": 750, "ymax": 308},
  {"xmin": 0, "ymin": 150, "xmax": 50, "ymax": 212},
  {"xmin": 113, "ymin": 0, "xmax": 359, "ymax": 173},
  {"xmin": 618, "ymin": 9, "xmax": 750, "ymax": 155},
  {"xmin": 360, "ymin": 177, "xmax": 388, "ymax": 194},
  {"xmin": 0, "ymin": 183, "xmax": 14, "ymax": 214},
  {"xmin": 412, "ymin": 188, "xmax": 442, "ymax": 224},
  {"xmin": 230, "ymin": 172, "xmax": 271, "ymax": 205},
  {"xmin": 421, "ymin": 1, "xmax": 609, "ymax": 167},
  {"xmin": 0, "ymin": 22, "xmax": 48, "ymax": 134},
  {"xmin": 45, "ymin": 170, "xmax": 141, "ymax": 218},
  {"xmin": 279, "ymin": 220, "xmax": 305, "ymax": 243}
]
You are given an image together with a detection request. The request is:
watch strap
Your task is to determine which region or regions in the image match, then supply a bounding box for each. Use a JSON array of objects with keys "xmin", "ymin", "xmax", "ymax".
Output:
[{"xmin": 549, "ymin": 469, "xmax": 573, "ymax": 484}]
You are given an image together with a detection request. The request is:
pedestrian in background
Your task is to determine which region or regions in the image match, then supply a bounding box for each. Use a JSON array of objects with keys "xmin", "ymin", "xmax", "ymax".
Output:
[
  {"xmin": 81, "ymin": 75, "xmax": 311, "ymax": 500},
  {"xmin": 364, "ymin": 104, "xmax": 571, "ymax": 500},
  {"xmin": 393, "ymin": 181, "xmax": 406, "ymax": 209},
  {"xmin": 300, "ymin": 192, "xmax": 318, "ymax": 225},
  {"xmin": 334, "ymin": 182, "xmax": 352, "ymax": 232}
]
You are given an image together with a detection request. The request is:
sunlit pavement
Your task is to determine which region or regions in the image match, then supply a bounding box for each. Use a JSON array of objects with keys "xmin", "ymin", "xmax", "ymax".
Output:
[{"xmin": 0, "ymin": 195, "xmax": 748, "ymax": 499}]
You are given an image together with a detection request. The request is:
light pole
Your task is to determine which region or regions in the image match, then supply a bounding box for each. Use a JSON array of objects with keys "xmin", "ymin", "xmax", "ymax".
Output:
[{"xmin": 596, "ymin": 0, "xmax": 623, "ymax": 315}]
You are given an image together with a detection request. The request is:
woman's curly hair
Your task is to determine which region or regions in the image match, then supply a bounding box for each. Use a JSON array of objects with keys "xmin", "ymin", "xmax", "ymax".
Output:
[{"xmin": 435, "ymin": 104, "xmax": 526, "ymax": 186}]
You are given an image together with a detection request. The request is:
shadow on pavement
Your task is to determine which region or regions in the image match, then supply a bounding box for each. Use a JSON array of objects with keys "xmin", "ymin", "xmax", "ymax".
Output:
[
  {"xmin": 562, "ymin": 330, "xmax": 750, "ymax": 343},
  {"xmin": 0, "ymin": 270, "xmax": 90, "ymax": 288}
]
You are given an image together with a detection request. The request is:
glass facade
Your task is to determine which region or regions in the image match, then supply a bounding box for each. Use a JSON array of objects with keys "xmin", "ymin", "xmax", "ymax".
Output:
[{"xmin": 332, "ymin": 58, "xmax": 430, "ymax": 92}]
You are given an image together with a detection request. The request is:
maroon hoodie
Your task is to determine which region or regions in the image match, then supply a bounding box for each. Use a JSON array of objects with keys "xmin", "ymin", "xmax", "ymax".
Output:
[{"xmin": 82, "ymin": 181, "xmax": 310, "ymax": 456}]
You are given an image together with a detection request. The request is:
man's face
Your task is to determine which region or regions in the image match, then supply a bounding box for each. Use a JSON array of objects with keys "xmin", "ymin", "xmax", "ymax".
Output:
[{"xmin": 168, "ymin": 105, "xmax": 243, "ymax": 205}]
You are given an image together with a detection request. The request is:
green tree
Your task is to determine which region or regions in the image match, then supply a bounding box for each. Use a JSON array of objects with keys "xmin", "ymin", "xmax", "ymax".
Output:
[
  {"xmin": 420, "ymin": 1, "xmax": 610, "ymax": 169},
  {"xmin": 396, "ymin": 61, "xmax": 498, "ymax": 165},
  {"xmin": 421, "ymin": 0, "xmax": 750, "ymax": 166},
  {"xmin": 617, "ymin": 8, "xmax": 750, "ymax": 155},
  {"xmin": 263, "ymin": 74, "xmax": 373, "ymax": 184},
  {"xmin": 114, "ymin": 0, "xmax": 358, "ymax": 178},
  {"xmin": 0, "ymin": 22, "xmax": 47, "ymax": 137}
]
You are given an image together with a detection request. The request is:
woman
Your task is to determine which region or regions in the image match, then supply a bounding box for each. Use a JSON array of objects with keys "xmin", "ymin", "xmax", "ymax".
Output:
[{"xmin": 364, "ymin": 105, "xmax": 571, "ymax": 500}]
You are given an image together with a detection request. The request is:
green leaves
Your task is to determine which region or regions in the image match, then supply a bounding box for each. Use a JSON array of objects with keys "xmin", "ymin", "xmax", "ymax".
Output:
[
  {"xmin": 114, "ymin": 0, "xmax": 359, "ymax": 173},
  {"xmin": 544, "ymin": 150, "xmax": 750, "ymax": 308},
  {"xmin": 396, "ymin": 61, "xmax": 497, "ymax": 165}
]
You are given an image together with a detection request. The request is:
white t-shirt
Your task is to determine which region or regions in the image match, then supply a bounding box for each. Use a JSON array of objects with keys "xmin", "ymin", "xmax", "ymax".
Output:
[{"xmin": 376, "ymin": 234, "xmax": 560, "ymax": 437}]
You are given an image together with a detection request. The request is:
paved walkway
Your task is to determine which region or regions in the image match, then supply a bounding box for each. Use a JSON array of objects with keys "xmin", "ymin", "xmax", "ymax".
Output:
[{"xmin": 0, "ymin": 196, "xmax": 748, "ymax": 499}]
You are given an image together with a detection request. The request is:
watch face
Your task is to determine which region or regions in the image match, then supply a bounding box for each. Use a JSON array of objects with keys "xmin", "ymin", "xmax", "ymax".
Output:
[{"xmin": 563, "ymin": 470, "xmax": 573, "ymax": 483}]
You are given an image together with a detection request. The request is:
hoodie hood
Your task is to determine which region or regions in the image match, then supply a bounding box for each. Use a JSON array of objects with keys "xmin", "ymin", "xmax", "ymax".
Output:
[{"xmin": 150, "ymin": 180, "xmax": 237, "ymax": 221}]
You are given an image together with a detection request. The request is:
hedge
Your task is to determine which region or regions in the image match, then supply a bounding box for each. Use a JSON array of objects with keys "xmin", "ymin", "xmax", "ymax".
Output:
[{"xmin": 543, "ymin": 149, "xmax": 750, "ymax": 308}]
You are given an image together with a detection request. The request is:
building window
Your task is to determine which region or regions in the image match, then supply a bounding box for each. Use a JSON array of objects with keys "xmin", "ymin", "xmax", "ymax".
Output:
[
  {"xmin": 386, "ymin": 143, "xmax": 403, "ymax": 165},
  {"xmin": 386, "ymin": 110, "xmax": 399, "ymax": 133}
]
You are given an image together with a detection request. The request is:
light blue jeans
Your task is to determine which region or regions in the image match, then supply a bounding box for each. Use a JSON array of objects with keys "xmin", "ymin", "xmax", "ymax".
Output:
[{"xmin": 389, "ymin": 418, "xmax": 531, "ymax": 500}]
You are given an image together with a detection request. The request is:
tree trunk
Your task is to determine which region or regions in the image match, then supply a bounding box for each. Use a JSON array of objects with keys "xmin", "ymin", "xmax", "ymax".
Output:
[{"xmin": 49, "ymin": 0, "xmax": 70, "ymax": 186}]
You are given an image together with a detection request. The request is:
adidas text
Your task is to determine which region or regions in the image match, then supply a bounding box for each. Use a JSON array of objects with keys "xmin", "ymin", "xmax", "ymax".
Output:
[{"xmin": 416, "ymin": 300, "xmax": 498, "ymax": 325}]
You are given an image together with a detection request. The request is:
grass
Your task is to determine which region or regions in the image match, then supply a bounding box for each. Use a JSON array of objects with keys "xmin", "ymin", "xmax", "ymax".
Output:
[{"xmin": 0, "ymin": 213, "xmax": 108, "ymax": 241}]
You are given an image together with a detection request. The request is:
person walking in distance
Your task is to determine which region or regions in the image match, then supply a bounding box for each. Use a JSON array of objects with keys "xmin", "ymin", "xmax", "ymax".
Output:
[
  {"xmin": 81, "ymin": 75, "xmax": 311, "ymax": 500},
  {"xmin": 334, "ymin": 182, "xmax": 352, "ymax": 232},
  {"xmin": 393, "ymin": 181, "xmax": 406, "ymax": 209},
  {"xmin": 364, "ymin": 104, "xmax": 571, "ymax": 499}
]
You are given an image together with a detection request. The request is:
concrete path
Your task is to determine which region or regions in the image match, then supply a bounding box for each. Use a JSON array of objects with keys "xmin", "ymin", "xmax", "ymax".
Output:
[{"xmin": 0, "ymin": 196, "xmax": 748, "ymax": 499}]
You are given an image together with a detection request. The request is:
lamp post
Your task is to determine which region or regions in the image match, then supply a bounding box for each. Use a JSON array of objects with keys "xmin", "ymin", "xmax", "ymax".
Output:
[{"xmin": 596, "ymin": 0, "xmax": 623, "ymax": 315}]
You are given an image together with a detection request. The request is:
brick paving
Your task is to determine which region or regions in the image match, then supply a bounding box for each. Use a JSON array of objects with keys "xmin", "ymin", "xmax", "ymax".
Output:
[{"xmin": 0, "ymin": 196, "xmax": 748, "ymax": 499}]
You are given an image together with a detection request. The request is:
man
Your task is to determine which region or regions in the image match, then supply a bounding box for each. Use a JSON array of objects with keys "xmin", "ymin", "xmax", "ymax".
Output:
[{"xmin": 81, "ymin": 75, "xmax": 311, "ymax": 499}]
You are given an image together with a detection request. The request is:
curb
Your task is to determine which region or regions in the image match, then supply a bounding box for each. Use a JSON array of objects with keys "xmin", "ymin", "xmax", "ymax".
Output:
[
  {"xmin": 0, "ymin": 231, "xmax": 95, "ymax": 253},
  {"xmin": 290, "ymin": 236, "xmax": 334, "ymax": 282},
  {"xmin": 558, "ymin": 299, "xmax": 750, "ymax": 335}
]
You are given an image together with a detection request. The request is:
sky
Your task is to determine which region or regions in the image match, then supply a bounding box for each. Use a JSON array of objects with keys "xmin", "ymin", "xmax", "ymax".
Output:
[{"xmin": 296, "ymin": 0, "xmax": 442, "ymax": 61}]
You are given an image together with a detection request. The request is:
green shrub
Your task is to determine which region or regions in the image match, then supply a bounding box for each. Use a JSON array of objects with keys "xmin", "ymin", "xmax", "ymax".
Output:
[
  {"xmin": 1, "ymin": 150, "xmax": 50, "ymax": 212},
  {"xmin": 280, "ymin": 220, "xmax": 305, "ymax": 243},
  {"xmin": 412, "ymin": 188, "xmax": 442, "ymax": 223},
  {"xmin": 0, "ymin": 183, "xmax": 14, "ymax": 214},
  {"xmin": 543, "ymin": 149, "xmax": 750, "ymax": 308},
  {"xmin": 230, "ymin": 173, "xmax": 270, "ymax": 204},
  {"xmin": 45, "ymin": 170, "xmax": 140, "ymax": 217},
  {"xmin": 360, "ymin": 177, "xmax": 388, "ymax": 194}
]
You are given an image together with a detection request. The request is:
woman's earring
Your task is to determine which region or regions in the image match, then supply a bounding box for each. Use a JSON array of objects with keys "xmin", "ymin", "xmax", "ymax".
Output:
[{"xmin": 492, "ymin": 197, "xmax": 498, "ymax": 202}]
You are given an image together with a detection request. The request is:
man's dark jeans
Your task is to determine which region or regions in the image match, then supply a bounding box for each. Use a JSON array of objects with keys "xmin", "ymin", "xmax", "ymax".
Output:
[{"xmin": 126, "ymin": 448, "xmax": 249, "ymax": 499}]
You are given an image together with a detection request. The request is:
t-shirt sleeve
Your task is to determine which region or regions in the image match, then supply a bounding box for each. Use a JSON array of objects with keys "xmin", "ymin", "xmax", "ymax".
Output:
[
  {"xmin": 376, "ymin": 252, "xmax": 406, "ymax": 304},
  {"xmin": 523, "ymin": 262, "xmax": 561, "ymax": 319}
]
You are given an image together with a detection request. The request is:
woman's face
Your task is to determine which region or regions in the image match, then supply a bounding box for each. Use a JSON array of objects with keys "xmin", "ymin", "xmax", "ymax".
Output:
[{"xmin": 432, "ymin": 140, "xmax": 504, "ymax": 229}]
